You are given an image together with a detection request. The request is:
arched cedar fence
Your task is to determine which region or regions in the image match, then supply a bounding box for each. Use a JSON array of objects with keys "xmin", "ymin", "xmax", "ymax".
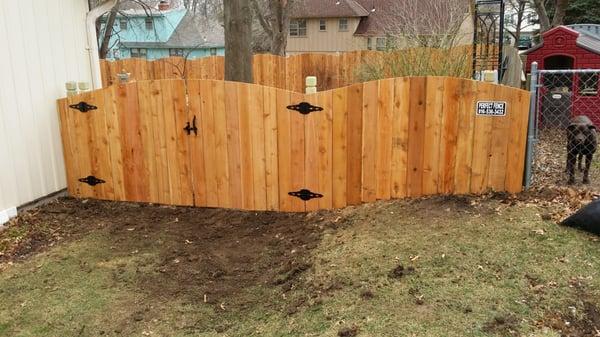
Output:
[
  {"xmin": 100, "ymin": 47, "xmax": 477, "ymax": 93},
  {"xmin": 57, "ymin": 77, "xmax": 530, "ymax": 212}
]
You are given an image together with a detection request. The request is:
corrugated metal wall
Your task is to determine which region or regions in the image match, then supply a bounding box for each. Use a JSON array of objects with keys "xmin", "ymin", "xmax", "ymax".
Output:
[{"xmin": 0, "ymin": 0, "xmax": 93, "ymax": 219}]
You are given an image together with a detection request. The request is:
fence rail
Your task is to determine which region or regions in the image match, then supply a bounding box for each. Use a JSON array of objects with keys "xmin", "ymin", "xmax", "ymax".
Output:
[
  {"xmin": 100, "ymin": 48, "xmax": 476, "ymax": 93},
  {"xmin": 58, "ymin": 77, "xmax": 530, "ymax": 212}
]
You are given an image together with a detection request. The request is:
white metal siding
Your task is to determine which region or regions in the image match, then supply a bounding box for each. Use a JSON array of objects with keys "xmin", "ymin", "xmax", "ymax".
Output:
[{"xmin": 0, "ymin": 0, "xmax": 93, "ymax": 218}]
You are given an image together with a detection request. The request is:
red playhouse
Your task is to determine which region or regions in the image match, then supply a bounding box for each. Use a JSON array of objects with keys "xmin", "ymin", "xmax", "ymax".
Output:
[{"xmin": 524, "ymin": 25, "xmax": 600, "ymax": 127}]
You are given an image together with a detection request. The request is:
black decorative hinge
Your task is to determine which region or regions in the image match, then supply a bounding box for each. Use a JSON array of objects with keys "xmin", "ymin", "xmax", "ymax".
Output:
[
  {"xmin": 69, "ymin": 102, "xmax": 97, "ymax": 113},
  {"xmin": 79, "ymin": 176, "xmax": 105, "ymax": 186},
  {"xmin": 288, "ymin": 189, "xmax": 323, "ymax": 201},
  {"xmin": 286, "ymin": 102, "xmax": 323, "ymax": 115},
  {"xmin": 184, "ymin": 115, "xmax": 198, "ymax": 135}
]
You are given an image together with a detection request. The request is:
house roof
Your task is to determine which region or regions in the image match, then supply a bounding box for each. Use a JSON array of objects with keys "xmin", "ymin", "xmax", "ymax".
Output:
[
  {"xmin": 121, "ymin": 12, "xmax": 224, "ymax": 49},
  {"xmin": 523, "ymin": 25, "xmax": 600, "ymax": 56},
  {"xmin": 353, "ymin": 0, "xmax": 396, "ymax": 36},
  {"xmin": 290, "ymin": 0, "xmax": 370, "ymax": 19},
  {"xmin": 291, "ymin": 0, "xmax": 470, "ymax": 37},
  {"xmin": 165, "ymin": 13, "xmax": 224, "ymax": 48},
  {"xmin": 118, "ymin": 0, "xmax": 179, "ymax": 16},
  {"xmin": 119, "ymin": 0, "xmax": 161, "ymax": 11}
]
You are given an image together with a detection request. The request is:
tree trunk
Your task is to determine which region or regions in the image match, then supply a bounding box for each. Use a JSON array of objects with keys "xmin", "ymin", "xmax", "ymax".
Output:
[
  {"xmin": 269, "ymin": 0, "xmax": 289, "ymax": 56},
  {"xmin": 99, "ymin": 3, "xmax": 119, "ymax": 59},
  {"xmin": 251, "ymin": 0, "xmax": 291, "ymax": 56},
  {"xmin": 551, "ymin": 0, "xmax": 570, "ymax": 27},
  {"xmin": 532, "ymin": 0, "xmax": 551, "ymax": 32},
  {"xmin": 513, "ymin": 1, "xmax": 525, "ymax": 47},
  {"xmin": 225, "ymin": 0, "xmax": 254, "ymax": 83}
]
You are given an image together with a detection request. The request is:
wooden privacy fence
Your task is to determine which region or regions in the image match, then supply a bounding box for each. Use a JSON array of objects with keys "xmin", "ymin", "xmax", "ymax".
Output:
[
  {"xmin": 100, "ymin": 47, "xmax": 476, "ymax": 93},
  {"xmin": 57, "ymin": 77, "xmax": 530, "ymax": 212}
]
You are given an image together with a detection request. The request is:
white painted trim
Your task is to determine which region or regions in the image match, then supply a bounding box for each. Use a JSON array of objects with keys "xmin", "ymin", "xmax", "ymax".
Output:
[
  {"xmin": 0, "ymin": 206, "xmax": 17, "ymax": 226},
  {"xmin": 86, "ymin": 0, "xmax": 117, "ymax": 89}
]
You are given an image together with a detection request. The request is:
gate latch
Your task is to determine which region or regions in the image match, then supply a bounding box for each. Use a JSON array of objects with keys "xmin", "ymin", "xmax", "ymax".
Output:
[
  {"xmin": 69, "ymin": 102, "xmax": 97, "ymax": 113},
  {"xmin": 288, "ymin": 189, "xmax": 323, "ymax": 201},
  {"xmin": 287, "ymin": 102, "xmax": 323, "ymax": 115},
  {"xmin": 184, "ymin": 115, "xmax": 198, "ymax": 135}
]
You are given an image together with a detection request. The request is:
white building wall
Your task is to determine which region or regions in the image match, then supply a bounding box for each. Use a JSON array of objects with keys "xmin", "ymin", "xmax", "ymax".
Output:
[{"xmin": 0, "ymin": 0, "xmax": 93, "ymax": 223}]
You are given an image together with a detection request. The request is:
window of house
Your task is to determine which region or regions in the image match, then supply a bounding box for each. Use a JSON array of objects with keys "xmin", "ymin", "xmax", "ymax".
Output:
[
  {"xmin": 145, "ymin": 17, "xmax": 154, "ymax": 30},
  {"xmin": 367, "ymin": 37, "xmax": 372, "ymax": 50},
  {"xmin": 339, "ymin": 18, "xmax": 348, "ymax": 31},
  {"xmin": 131, "ymin": 48, "xmax": 148, "ymax": 59},
  {"xmin": 169, "ymin": 49, "xmax": 184, "ymax": 57},
  {"xmin": 505, "ymin": 14, "xmax": 514, "ymax": 25},
  {"xmin": 210, "ymin": 48, "xmax": 217, "ymax": 56},
  {"xmin": 290, "ymin": 19, "xmax": 307, "ymax": 36},
  {"xmin": 579, "ymin": 73, "xmax": 598, "ymax": 96},
  {"xmin": 319, "ymin": 19, "xmax": 327, "ymax": 31},
  {"xmin": 376, "ymin": 37, "xmax": 386, "ymax": 51},
  {"xmin": 119, "ymin": 19, "xmax": 128, "ymax": 30}
]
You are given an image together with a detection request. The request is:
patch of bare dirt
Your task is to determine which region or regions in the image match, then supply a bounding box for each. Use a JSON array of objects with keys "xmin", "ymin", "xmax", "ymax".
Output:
[
  {"xmin": 482, "ymin": 314, "xmax": 520, "ymax": 336},
  {"xmin": 388, "ymin": 264, "xmax": 415, "ymax": 279},
  {"xmin": 338, "ymin": 325, "xmax": 359, "ymax": 337},
  {"xmin": 0, "ymin": 197, "xmax": 347, "ymax": 318},
  {"xmin": 538, "ymin": 301, "xmax": 600, "ymax": 337}
]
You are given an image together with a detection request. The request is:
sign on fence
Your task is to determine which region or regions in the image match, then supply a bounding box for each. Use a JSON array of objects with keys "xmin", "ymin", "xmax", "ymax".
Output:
[{"xmin": 476, "ymin": 101, "xmax": 507, "ymax": 116}]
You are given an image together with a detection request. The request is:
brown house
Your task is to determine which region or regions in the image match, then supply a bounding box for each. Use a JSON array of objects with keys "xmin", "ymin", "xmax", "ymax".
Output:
[{"xmin": 287, "ymin": 0, "xmax": 474, "ymax": 54}]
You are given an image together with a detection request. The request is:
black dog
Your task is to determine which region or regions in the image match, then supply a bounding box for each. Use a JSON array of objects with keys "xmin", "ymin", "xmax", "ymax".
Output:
[
  {"xmin": 561, "ymin": 199, "xmax": 600, "ymax": 235},
  {"xmin": 566, "ymin": 115, "xmax": 597, "ymax": 184}
]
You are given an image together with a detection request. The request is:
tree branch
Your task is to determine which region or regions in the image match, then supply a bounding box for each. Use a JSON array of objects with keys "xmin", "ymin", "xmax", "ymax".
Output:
[{"xmin": 250, "ymin": 0, "xmax": 273, "ymax": 37}]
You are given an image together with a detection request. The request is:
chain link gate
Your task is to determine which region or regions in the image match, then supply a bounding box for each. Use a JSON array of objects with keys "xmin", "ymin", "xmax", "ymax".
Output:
[{"xmin": 526, "ymin": 62, "xmax": 600, "ymax": 188}]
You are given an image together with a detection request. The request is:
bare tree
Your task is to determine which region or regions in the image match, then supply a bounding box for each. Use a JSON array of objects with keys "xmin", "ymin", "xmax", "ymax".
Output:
[
  {"xmin": 532, "ymin": 0, "xmax": 570, "ymax": 32},
  {"xmin": 99, "ymin": 2, "xmax": 121, "ymax": 59},
  {"xmin": 505, "ymin": 0, "xmax": 536, "ymax": 47},
  {"xmin": 224, "ymin": 0, "xmax": 253, "ymax": 83},
  {"xmin": 182, "ymin": 0, "xmax": 223, "ymax": 17},
  {"xmin": 96, "ymin": 0, "xmax": 162, "ymax": 59},
  {"xmin": 383, "ymin": 0, "xmax": 471, "ymax": 48},
  {"xmin": 357, "ymin": 0, "xmax": 473, "ymax": 80},
  {"xmin": 250, "ymin": 0, "xmax": 297, "ymax": 56}
]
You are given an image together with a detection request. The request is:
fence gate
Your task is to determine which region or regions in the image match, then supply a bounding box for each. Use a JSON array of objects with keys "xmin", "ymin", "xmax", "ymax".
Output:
[
  {"xmin": 528, "ymin": 66, "xmax": 600, "ymax": 187},
  {"xmin": 59, "ymin": 81, "xmax": 195, "ymax": 205},
  {"xmin": 59, "ymin": 77, "xmax": 531, "ymax": 212}
]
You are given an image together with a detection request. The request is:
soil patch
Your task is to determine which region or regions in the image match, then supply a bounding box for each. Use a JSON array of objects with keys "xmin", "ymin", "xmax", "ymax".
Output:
[
  {"xmin": 539, "ymin": 301, "xmax": 600, "ymax": 337},
  {"xmin": 338, "ymin": 325, "xmax": 359, "ymax": 337},
  {"xmin": 0, "ymin": 197, "xmax": 343, "ymax": 312},
  {"xmin": 388, "ymin": 264, "xmax": 415, "ymax": 279},
  {"xmin": 482, "ymin": 314, "xmax": 520, "ymax": 336}
]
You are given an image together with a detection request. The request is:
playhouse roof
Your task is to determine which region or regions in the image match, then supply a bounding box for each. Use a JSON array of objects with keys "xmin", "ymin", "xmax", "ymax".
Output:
[{"xmin": 523, "ymin": 25, "xmax": 600, "ymax": 56}]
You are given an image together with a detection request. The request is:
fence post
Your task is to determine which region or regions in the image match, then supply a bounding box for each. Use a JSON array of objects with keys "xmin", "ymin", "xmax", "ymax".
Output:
[{"xmin": 523, "ymin": 61, "xmax": 538, "ymax": 189}]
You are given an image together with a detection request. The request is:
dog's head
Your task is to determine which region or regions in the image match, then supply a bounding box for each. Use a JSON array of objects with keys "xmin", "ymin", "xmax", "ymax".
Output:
[{"xmin": 567, "ymin": 123, "xmax": 596, "ymax": 145}]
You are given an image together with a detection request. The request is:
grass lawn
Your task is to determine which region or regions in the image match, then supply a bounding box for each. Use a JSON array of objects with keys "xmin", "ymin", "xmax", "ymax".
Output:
[{"xmin": 1, "ymin": 195, "xmax": 599, "ymax": 336}]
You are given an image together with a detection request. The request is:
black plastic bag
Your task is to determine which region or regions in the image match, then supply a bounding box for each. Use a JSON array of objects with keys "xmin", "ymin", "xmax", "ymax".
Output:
[{"xmin": 561, "ymin": 199, "xmax": 600, "ymax": 235}]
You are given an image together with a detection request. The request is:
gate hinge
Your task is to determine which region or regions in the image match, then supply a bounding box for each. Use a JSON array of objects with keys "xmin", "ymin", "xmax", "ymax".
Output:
[
  {"xmin": 287, "ymin": 102, "xmax": 323, "ymax": 115},
  {"xmin": 288, "ymin": 189, "xmax": 323, "ymax": 201},
  {"xmin": 79, "ymin": 176, "xmax": 105, "ymax": 186},
  {"xmin": 69, "ymin": 102, "xmax": 98, "ymax": 113},
  {"xmin": 184, "ymin": 115, "xmax": 198, "ymax": 135}
]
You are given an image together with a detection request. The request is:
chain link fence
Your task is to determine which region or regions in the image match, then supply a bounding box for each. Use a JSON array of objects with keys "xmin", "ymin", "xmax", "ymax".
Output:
[{"xmin": 528, "ymin": 66, "xmax": 600, "ymax": 189}]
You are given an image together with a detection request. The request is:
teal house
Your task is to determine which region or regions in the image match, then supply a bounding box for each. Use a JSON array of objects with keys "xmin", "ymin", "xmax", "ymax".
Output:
[{"xmin": 101, "ymin": 0, "xmax": 224, "ymax": 60}]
